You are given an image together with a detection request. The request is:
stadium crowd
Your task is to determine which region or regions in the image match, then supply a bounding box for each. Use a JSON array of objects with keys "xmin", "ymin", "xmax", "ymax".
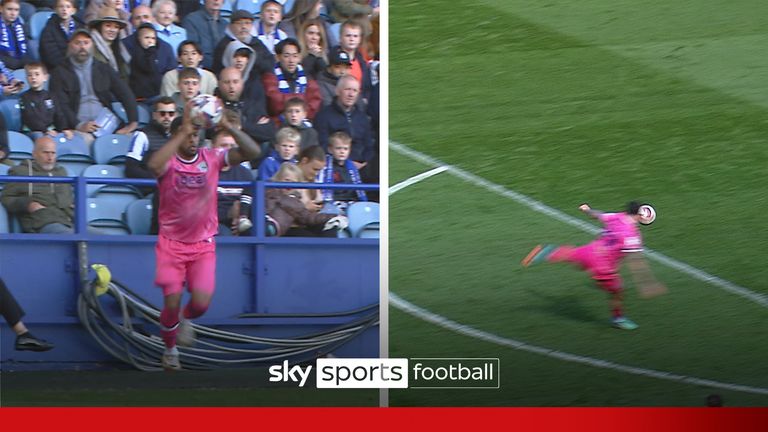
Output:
[{"xmin": 0, "ymin": 0, "xmax": 379, "ymax": 236}]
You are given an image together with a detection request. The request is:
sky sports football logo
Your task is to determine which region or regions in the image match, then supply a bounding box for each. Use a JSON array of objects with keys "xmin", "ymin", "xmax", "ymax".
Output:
[{"xmin": 268, "ymin": 358, "xmax": 500, "ymax": 389}]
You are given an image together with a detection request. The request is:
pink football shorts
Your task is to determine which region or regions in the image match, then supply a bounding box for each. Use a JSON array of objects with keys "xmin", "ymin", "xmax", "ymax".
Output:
[{"xmin": 154, "ymin": 234, "xmax": 217, "ymax": 297}]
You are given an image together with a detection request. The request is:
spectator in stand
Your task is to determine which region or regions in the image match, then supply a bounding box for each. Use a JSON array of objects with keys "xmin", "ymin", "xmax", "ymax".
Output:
[
  {"xmin": 333, "ymin": 19, "xmax": 370, "ymax": 103},
  {"xmin": 19, "ymin": 63, "xmax": 73, "ymax": 141},
  {"xmin": 314, "ymin": 75, "xmax": 372, "ymax": 172},
  {"xmin": 217, "ymin": 66, "xmax": 274, "ymax": 146},
  {"xmin": 49, "ymin": 29, "xmax": 138, "ymax": 144},
  {"xmin": 160, "ymin": 40, "xmax": 218, "ymax": 97},
  {"xmin": 1, "ymin": 136, "xmax": 102, "ymax": 233},
  {"xmin": 297, "ymin": 18, "xmax": 329, "ymax": 80},
  {"xmin": 257, "ymin": 126, "xmax": 299, "ymax": 181},
  {"xmin": 253, "ymin": 0, "xmax": 286, "ymax": 55},
  {"xmin": 222, "ymin": 41, "xmax": 256, "ymax": 79},
  {"xmin": 316, "ymin": 46, "xmax": 351, "ymax": 107},
  {"xmin": 89, "ymin": 5, "xmax": 131, "ymax": 81},
  {"xmin": 295, "ymin": 144, "xmax": 325, "ymax": 211},
  {"xmin": 171, "ymin": 67, "xmax": 201, "ymax": 116},
  {"xmin": 211, "ymin": 9, "xmax": 272, "ymax": 77},
  {"xmin": 280, "ymin": 0, "xmax": 326, "ymax": 40},
  {"xmin": 181, "ymin": 0, "xmax": 228, "ymax": 70},
  {"xmin": 84, "ymin": 0, "xmax": 142, "ymax": 34},
  {"xmin": 125, "ymin": 96, "xmax": 176, "ymax": 181},
  {"xmin": 212, "ymin": 129, "xmax": 254, "ymax": 236},
  {"xmin": 0, "ymin": 0, "xmax": 32, "ymax": 70},
  {"xmin": 39, "ymin": 0, "xmax": 86, "ymax": 71},
  {"xmin": 262, "ymin": 38, "xmax": 321, "ymax": 122},
  {"xmin": 264, "ymin": 162, "xmax": 346, "ymax": 237},
  {"xmin": 127, "ymin": 23, "xmax": 176, "ymax": 100},
  {"xmin": 152, "ymin": 0, "xmax": 187, "ymax": 54},
  {"xmin": 0, "ymin": 56, "xmax": 22, "ymax": 99},
  {"xmin": 1, "ymin": 277, "xmax": 54, "ymax": 351},
  {"xmin": 281, "ymin": 97, "xmax": 318, "ymax": 149},
  {"xmin": 318, "ymin": 131, "xmax": 366, "ymax": 211}
]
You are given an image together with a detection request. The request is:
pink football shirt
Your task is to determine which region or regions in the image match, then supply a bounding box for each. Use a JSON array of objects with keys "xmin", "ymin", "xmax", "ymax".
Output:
[
  {"xmin": 598, "ymin": 212, "xmax": 643, "ymax": 261},
  {"xmin": 157, "ymin": 147, "xmax": 228, "ymax": 242}
]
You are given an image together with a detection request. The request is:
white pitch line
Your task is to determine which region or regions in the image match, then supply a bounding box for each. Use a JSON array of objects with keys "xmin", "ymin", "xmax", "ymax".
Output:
[
  {"xmin": 390, "ymin": 166, "xmax": 449, "ymax": 195},
  {"xmin": 390, "ymin": 140, "xmax": 768, "ymax": 308},
  {"xmin": 390, "ymin": 292, "xmax": 768, "ymax": 395}
]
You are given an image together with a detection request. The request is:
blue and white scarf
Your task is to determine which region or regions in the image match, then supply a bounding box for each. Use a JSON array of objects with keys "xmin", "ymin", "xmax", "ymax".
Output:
[
  {"xmin": 257, "ymin": 21, "xmax": 284, "ymax": 52},
  {"xmin": 0, "ymin": 18, "xmax": 26, "ymax": 58},
  {"xmin": 275, "ymin": 63, "xmax": 307, "ymax": 94},
  {"xmin": 321, "ymin": 154, "xmax": 366, "ymax": 202},
  {"xmin": 59, "ymin": 18, "xmax": 76, "ymax": 38}
]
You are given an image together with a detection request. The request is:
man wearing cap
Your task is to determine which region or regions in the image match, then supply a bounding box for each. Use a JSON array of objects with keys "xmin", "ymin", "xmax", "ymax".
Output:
[
  {"xmin": 262, "ymin": 38, "xmax": 322, "ymax": 122},
  {"xmin": 211, "ymin": 9, "xmax": 272, "ymax": 77},
  {"xmin": 182, "ymin": 0, "xmax": 228, "ymax": 70},
  {"xmin": 316, "ymin": 46, "xmax": 359, "ymax": 108},
  {"xmin": 89, "ymin": 5, "xmax": 131, "ymax": 80},
  {"xmin": 49, "ymin": 28, "xmax": 138, "ymax": 143}
]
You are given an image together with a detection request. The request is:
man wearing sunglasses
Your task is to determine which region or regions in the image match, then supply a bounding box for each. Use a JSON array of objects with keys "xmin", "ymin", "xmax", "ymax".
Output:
[
  {"xmin": 125, "ymin": 97, "xmax": 178, "ymax": 233},
  {"xmin": 126, "ymin": 96, "xmax": 178, "ymax": 181}
]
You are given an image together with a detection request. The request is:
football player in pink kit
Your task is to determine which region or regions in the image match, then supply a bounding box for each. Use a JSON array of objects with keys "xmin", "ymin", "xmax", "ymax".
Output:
[
  {"xmin": 522, "ymin": 201, "xmax": 667, "ymax": 330},
  {"xmin": 148, "ymin": 104, "xmax": 261, "ymax": 370}
]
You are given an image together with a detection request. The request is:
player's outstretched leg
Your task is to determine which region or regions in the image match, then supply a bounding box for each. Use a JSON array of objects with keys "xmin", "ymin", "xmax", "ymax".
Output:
[{"xmin": 521, "ymin": 244, "xmax": 558, "ymax": 267}]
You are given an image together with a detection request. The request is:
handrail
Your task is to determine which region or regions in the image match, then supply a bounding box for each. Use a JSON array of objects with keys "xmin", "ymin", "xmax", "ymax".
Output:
[{"xmin": 0, "ymin": 175, "xmax": 380, "ymax": 241}]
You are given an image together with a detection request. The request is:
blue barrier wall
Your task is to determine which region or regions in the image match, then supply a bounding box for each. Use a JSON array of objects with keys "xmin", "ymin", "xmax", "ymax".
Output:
[{"xmin": 0, "ymin": 176, "xmax": 379, "ymax": 370}]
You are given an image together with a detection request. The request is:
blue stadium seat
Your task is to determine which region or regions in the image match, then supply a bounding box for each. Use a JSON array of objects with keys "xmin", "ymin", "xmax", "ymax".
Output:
[
  {"xmin": 124, "ymin": 198, "xmax": 153, "ymax": 235},
  {"xmin": 82, "ymin": 164, "xmax": 132, "ymax": 196},
  {"xmin": 7, "ymin": 131, "xmax": 33, "ymax": 161},
  {"xmin": 235, "ymin": 0, "xmax": 261, "ymax": 16},
  {"xmin": 345, "ymin": 201, "xmax": 379, "ymax": 238},
  {"xmin": 0, "ymin": 99, "xmax": 22, "ymax": 131},
  {"xmin": 86, "ymin": 197, "xmax": 131, "ymax": 235},
  {"xmin": 0, "ymin": 202, "xmax": 9, "ymax": 233},
  {"xmin": 92, "ymin": 134, "xmax": 130, "ymax": 165},
  {"xmin": 327, "ymin": 22, "xmax": 342, "ymax": 48},
  {"xmin": 137, "ymin": 103, "xmax": 151, "ymax": 126},
  {"xmin": 0, "ymin": 164, "xmax": 9, "ymax": 175},
  {"xmin": 29, "ymin": 11, "xmax": 54, "ymax": 40},
  {"xmin": 56, "ymin": 133, "xmax": 94, "ymax": 175},
  {"xmin": 26, "ymin": 39, "xmax": 40, "ymax": 62},
  {"xmin": 111, "ymin": 102, "xmax": 128, "ymax": 123}
]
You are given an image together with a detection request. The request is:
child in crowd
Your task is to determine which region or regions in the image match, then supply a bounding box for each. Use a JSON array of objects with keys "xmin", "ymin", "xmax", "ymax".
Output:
[
  {"xmin": 0, "ymin": 0, "xmax": 32, "ymax": 69},
  {"xmin": 39, "ymin": 0, "xmax": 85, "ymax": 71},
  {"xmin": 281, "ymin": 97, "xmax": 318, "ymax": 149},
  {"xmin": 160, "ymin": 40, "xmax": 217, "ymax": 97},
  {"xmin": 172, "ymin": 67, "xmax": 201, "ymax": 116},
  {"xmin": 318, "ymin": 131, "xmax": 366, "ymax": 213},
  {"xmin": 19, "ymin": 63, "xmax": 73, "ymax": 140},
  {"xmin": 257, "ymin": 127, "xmax": 300, "ymax": 181}
]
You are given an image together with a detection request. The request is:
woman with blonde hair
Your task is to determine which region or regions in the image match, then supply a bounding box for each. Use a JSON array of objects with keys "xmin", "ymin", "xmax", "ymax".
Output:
[
  {"xmin": 280, "ymin": 0, "xmax": 325, "ymax": 39},
  {"xmin": 297, "ymin": 18, "xmax": 329, "ymax": 79}
]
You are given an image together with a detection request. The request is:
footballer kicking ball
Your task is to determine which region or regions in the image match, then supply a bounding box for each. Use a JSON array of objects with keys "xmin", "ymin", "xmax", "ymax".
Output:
[
  {"xmin": 638, "ymin": 204, "xmax": 657, "ymax": 225},
  {"xmin": 189, "ymin": 94, "xmax": 223, "ymax": 128}
]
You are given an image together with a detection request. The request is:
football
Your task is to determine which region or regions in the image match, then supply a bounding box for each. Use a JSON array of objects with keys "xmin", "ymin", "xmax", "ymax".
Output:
[
  {"xmin": 189, "ymin": 94, "xmax": 223, "ymax": 128},
  {"xmin": 638, "ymin": 204, "xmax": 657, "ymax": 225}
]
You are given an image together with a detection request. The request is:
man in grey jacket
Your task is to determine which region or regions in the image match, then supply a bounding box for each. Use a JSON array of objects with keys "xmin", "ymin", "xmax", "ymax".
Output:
[{"xmin": 1, "ymin": 136, "xmax": 75, "ymax": 233}]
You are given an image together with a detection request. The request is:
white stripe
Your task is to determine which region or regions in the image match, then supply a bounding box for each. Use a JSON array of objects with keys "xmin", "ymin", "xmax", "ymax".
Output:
[
  {"xmin": 389, "ymin": 166, "xmax": 449, "ymax": 195},
  {"xmin": 390, "ymin": 292, "xmax": 768, "ymax": 395},
  {"xmin": 390, "ymin": 141, "xmax": 768, "ymax": 308}
]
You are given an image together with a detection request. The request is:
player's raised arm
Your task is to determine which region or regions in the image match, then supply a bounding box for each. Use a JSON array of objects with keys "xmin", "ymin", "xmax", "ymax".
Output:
[
  {"xmin": 218, "ymin": 113, "xmax": 262, "ymax": 166},
  {"xmin": 579, "ymin": 203, "xmax": 602, "ymax": 219},
  {"xmin": 148, "ymin": 101, "xmax": 196, "ymax": 177},
  {"xmin": 625, "ymin": 252, "xmax": 668, "ymax": 299}
]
